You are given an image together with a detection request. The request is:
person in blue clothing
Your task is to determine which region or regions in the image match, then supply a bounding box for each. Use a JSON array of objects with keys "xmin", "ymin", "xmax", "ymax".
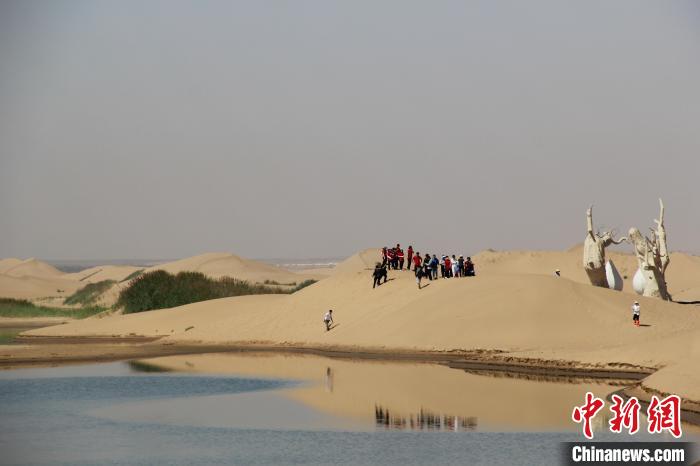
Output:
[{"xmin": 430, "ymin": 254, "xmax": 439, "ymax": 279}]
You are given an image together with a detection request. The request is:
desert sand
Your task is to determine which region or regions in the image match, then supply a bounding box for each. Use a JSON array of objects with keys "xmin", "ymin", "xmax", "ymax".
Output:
[
  {"xmin": 143, "ymin": 252, "xmax": 325, "ymax": 284},
  {"xmin": 0, "ymin": 253, "xmax": 326, "ymax": 307},
  {"xmin": 20, "ymin": 247, "xmax": 700, "ymax": 407}
]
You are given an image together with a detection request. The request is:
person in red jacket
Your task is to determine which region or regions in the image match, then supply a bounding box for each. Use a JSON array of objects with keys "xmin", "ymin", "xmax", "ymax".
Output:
[
  {"xmin": 412, "ymin": 252, "xmax": 422, "ymax": 271},
  {"xmin": 406, "ymin": 246, "xmax": 414, "ymax": 271},
  {"xmin": 397, "ymin": 247, "xmax": 405, "ymax": 270},
  {"xmin": 444, "ymin": 256, "xmax": 452, "ymax": 278},
  {"xmin": 387, "ymin": 247, "xmax": 396, "ymax": 270}
]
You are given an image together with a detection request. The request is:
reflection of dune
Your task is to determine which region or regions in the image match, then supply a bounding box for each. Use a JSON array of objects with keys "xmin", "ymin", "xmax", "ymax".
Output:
[{"xmin": 137, "ymin": 352, "xmax": 623, "ymax": 431}]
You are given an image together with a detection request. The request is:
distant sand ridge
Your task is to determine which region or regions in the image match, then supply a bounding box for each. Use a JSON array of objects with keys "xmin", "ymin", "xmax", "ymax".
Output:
[
  {"xmin": 20, "ymin": 247, "xmax": 700, "ymax": 406},
  {"xmin": 0, "ymin": 253, "xmax": 325, "ymax": 306}
]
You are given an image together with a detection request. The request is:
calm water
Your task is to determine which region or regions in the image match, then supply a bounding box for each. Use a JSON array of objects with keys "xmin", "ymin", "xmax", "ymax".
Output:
[{"xmin": 0, "ymin": 360, "xmax": 694, "ymax": 465}]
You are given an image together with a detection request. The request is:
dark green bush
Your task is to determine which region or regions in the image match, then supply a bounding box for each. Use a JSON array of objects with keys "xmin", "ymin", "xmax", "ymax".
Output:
[
  {"xmin": 120, "ymin": 269, "xmax": 144, "ymax": 283},
  {"xmin": 64, "ymin": 280, "xmax": 116, "ymax": 306},
  {"xmin": 117, "ymin": 270, "xmax": 289, "ymax": 314}
]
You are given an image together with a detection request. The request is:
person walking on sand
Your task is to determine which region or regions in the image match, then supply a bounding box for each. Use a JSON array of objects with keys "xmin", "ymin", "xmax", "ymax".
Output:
[
  {"xmin": 324, "ymin": 309, "xmax": 334, "ymax": 331},
  {"xmin": 444, "ymin": 255, "xmax": 452, "ymax": 278},
  {"xmin": 415, "ymin": 261, "xmax": 423, "ymax": 289},
  {"xmin": 632, "ymin": 301, "xmax": 640, "ymax": 327},
  {"xmin": 373, "ymin": 262, "xmax": 384, "ymax": 288},
  {"xmin": 406, "ymin": 245, "xmax": 414, "ymax": 271},
  {"xmin": 412, "ymin": 252, "xmax": 422, "ymax": 272},
  {"xmin": 397, "ymin": 246, "xmax": 405, "ymax": 270}
]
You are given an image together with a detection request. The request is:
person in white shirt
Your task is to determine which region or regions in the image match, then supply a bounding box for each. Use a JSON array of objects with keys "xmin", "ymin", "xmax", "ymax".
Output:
[
  {"xmin": 632, "ymin": 301, "xmax": 640, "ymax": 327},
  {"xmin": 324, "ymin": 309, "xmax": 334, "ymax": 331}
]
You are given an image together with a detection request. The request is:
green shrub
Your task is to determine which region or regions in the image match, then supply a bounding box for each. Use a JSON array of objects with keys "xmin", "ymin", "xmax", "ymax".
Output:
[
  {"xmin": 263, "ymin": 279, "xmax": 296, "ymax": 286},
  {"xmin": 0, "ymin": 298, "xmax": 105, "ymax": 319},
  {"xmin": 292, "ymin": 279, "xmax": 317, "ymax": 292},
  {"xmin": 120, "ymin": 269, "xmax": 144, "ymax": 283},
  {"xmin": 117, "ymin": 270, "xmax": 288, "ymax": 314},
  {"xmin": 64, "ymin": 280, "xmax": 116, "ymax": 306}
]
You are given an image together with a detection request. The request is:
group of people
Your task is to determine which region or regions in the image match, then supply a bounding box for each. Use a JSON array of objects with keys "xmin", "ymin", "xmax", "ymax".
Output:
[{"xmin": 376, "ymin": 244, "xmax": 476, "ymax": 289}]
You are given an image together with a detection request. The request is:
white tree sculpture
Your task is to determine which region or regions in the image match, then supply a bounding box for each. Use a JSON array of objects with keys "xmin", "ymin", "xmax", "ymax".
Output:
[
  {"xmin": 583, "ymin": 206, "xmax": 626, "ymax": 288},
  {"xmin": 627, "ymin": 199, "xmax": 671, "ymax": 300}
]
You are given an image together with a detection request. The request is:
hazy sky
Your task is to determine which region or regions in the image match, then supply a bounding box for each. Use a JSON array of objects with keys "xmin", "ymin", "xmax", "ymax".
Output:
[{"xmin": 1, "ymin": 0, "xmax": 699, "ymax": 260}]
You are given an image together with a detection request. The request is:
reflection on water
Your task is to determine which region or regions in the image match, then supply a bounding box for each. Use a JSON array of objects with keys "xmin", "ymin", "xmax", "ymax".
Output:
[
  {"xmin": 325, "ymin": 366, "xmax": 334, "ymax": 392},
  {"xmin": 0, "ymin": 358, "xmax": 697, "ymax": 466},
  {"xmin": 140, "ymin": 352, "xmax": 631, "ymax": 432},
  {"xmin": 375, "ymin": 405, "xmax": 477, "ymax": 432}
]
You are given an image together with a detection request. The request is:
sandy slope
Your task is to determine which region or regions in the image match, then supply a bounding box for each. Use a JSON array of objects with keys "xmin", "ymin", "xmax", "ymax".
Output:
[
  {"xmin": 474, "ymin": 247, "xmax": 700, "ymax": 299},
  {"xmin": 0, "ymin": 259, "xmax": 24, "ymax": 274},
  {"xmin": 0, "ymin": 253, "xmax": 326, "ymax": 304},
  {"xmin": 64, "ymin": 265, "xmax": 143, "ymax": 284},
  {"xmin": 0, "ymin": 274, "xmax": 81, "ymax": 300},
  {"xmin": 0, "ymin": 258, "xmax": 64, "ymax": 279},
  {"xmin": 26, "ymin": 248, "xmax": 700, "ymax": 401},
  {"xmin": 144, "ymin": 252, "xmax": 323, "ymax": 284}
]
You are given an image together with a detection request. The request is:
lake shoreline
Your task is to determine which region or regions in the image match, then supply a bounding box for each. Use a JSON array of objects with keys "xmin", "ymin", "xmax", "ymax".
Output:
[
  {"xmin": 3, "ymin": 336, "xmax": 654, "ymax": 377},
  {"xmin": 3, "ymin": 337, "xmax": 700, "ymax": 426}
]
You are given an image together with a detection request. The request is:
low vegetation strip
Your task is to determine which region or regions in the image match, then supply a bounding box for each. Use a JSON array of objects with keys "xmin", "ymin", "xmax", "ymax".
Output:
[
  {"xmin": 0, "ymin": 298, "xmax": 106, "ymax": 319},
  {"xmin": 64, "ymin": 280, "xmax": 116, "ymax": 306},
  {"xmin": 117, "ymin": 270, "xmax": 317, "ymax": 314},
  {"xmin": 120, "ymin": 269, "xmax": 144, "ymax": 283}
]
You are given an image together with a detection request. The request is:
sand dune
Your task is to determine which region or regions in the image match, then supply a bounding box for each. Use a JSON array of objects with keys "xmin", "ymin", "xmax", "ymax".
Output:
[
  {"xmin": 474, "ymin": 248, "xmax": 700, "ymax": 298},
  {"xmin": 144, "ymin": 252, "xmax": 323, "ymax": 285},
  {"xmin": 64, "ymin": 265, "xmax": 143, "ymax": 284},
  {"xmin": 0, "ymin": 274, "xmax": 81, "ymax": 300},
  {"xmin": 0, "ymin": 253, "xmax": 325, "ymax": 303},
  {"xmin": 28, "ymin": 248, "xmax": 699, "ymax": 359},
  {"xmin": 0, "ymin": 258, "xmax": 25, "ymax": 274},
  {"xmin": 18, "ymin": 247, "xmax": 700, "ymax": 403},
  {"xmin": 1, "ymin": 258, "xmax": 65, "ymax": 279}
]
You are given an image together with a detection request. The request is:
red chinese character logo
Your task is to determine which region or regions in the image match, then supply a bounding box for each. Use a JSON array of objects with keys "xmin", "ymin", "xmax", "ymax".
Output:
[
  {"xmin": 572, "ymin": 391, "xmax": 605, "ymax": 439},
  {"xmin": 647, "ymin": 395, "xmax": 682, "ymax": 438},
  {"xmin": 609, "ymin": 394, "xmax": 640, "ymax": 434}
]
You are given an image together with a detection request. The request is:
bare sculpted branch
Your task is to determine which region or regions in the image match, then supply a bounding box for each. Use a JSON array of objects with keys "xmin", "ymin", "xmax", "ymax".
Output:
[
  {"xmin": 582, "ymin": 206, "xmax": 624, "ymax": 288},
  {"xmin": 628, "ymin": 199, "xmax": 671, "ymax": 300}
]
